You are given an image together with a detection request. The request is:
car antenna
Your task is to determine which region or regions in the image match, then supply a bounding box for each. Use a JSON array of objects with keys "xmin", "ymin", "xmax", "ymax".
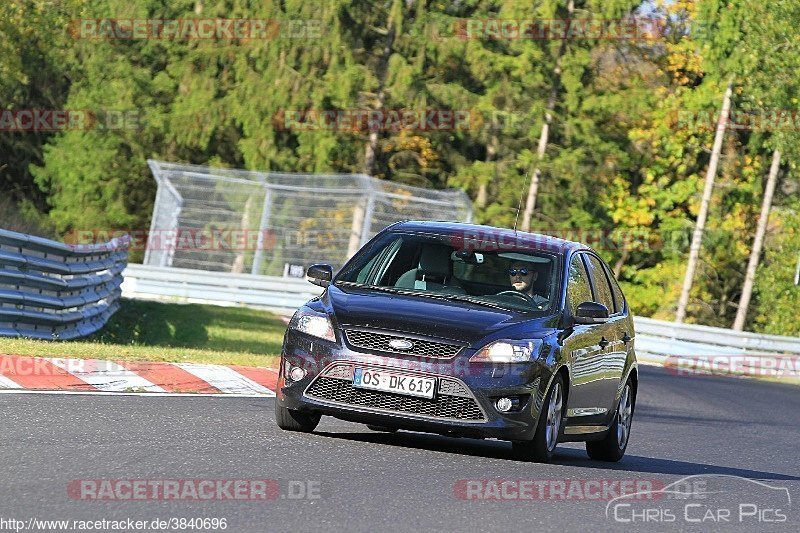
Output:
[{"xmin": 513, "ymin": 171, "xmax": 529, "ymax": 234}]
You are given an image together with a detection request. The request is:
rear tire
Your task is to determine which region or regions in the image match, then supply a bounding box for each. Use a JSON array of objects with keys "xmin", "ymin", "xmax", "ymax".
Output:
[
  {"xmin": 512, "ymin": 374, "xmax": 564, "ymax": 463},
  {"xmin": 366, "ymin": 424, "xmax": 398, "ymax": 433},
  {"xmin": 586, "ymin": 378, "xmax": 634, "ymax": 462},
  {"xmin": 275, "ymin": 401, "xmax": 320, "ymax": 433}
]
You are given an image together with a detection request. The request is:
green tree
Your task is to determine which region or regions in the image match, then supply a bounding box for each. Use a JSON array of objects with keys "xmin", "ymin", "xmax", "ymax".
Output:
[{"xmin": 0, "ymin": 0, "xmax": 81, "ymax": 210}]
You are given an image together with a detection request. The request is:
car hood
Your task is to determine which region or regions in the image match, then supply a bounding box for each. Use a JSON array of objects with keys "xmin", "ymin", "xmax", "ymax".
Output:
[{"xmin": 324, "ymin": 284, "xmax": 552, "ymax": 345}]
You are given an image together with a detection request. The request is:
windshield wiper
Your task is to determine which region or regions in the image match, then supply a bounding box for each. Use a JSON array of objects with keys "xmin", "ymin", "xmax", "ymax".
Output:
[
  {"xmin": 336, "ymin": 282, "xmax": 406, "ymax": 295},
  {"xmin": 338, "ymin": 282, "xmax": 482, "ymax": 303},
  {"xmin": 436, "ymin": 294, "xmax": 512, "ymax": 311},
  {"xmin": 336, "ymin": 282, "xmax": 533, "ymax": 312},
  {"xmin": 336, "ymin": 282, "xmax": 441, "ymax": 299},
  {"xmin": 369, "ymin": 285, "xmax": 456, "ymax": 301}
]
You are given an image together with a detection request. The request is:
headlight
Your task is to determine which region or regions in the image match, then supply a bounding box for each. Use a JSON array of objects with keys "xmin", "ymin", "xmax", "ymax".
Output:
[
  {"xmin": 288, "ymin": 308, "xmax": 336, "ymax": 342},
  {"xmin": 469, "ymin": 339, "xmax": 543, "ymax": 363}
]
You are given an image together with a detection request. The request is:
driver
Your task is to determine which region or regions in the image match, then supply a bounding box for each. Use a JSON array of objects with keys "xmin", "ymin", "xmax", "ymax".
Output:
[{"xmin": 507, "ymin": 261, "xmax": 549, "ymax": 308}]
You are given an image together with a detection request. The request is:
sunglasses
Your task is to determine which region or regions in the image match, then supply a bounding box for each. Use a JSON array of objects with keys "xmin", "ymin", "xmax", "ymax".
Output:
[{"xmin": 507, "ymin": 268, "xmax": 530, "ymax": 276}]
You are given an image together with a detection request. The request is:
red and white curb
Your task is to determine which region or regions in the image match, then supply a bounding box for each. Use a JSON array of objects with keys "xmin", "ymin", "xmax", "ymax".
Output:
[{"xmin": 0, "ymin": 355, "xmax": 277, "ymax": 397}]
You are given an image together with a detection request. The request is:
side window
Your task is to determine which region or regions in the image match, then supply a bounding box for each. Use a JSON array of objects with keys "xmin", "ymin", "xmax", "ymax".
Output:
[
  {"xmin": 354, "ymin": 237, "xmax": 402, "ymax": 284},
  {"xmin": 355, "ymin": 254, "xmax": 379, "ymax": 283},
  {"xmin": 584, "ymin": 254, "xmax": 615, "ymax": 314},
  {"xmin": 604, "ymin": 263, "xmax": 626, "ymax": 314},
  {"xmin": 378, "ymin": 238, "xmax": 413, "ymax": 285},
  {"xmin": 566, "ymin": 255, "xmax": 593, "ymax": 315}
]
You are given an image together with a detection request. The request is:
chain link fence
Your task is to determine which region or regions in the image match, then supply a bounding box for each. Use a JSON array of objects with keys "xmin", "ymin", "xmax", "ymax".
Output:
[{"xmin": 144, "ymin": 160, "xmax": 473, "ymax": 276}]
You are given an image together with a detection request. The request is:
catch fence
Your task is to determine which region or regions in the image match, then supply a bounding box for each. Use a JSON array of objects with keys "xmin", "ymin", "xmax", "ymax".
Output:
[{"xmin": 145, "ymin": 160, "xmax": 473, "ymax": 276}]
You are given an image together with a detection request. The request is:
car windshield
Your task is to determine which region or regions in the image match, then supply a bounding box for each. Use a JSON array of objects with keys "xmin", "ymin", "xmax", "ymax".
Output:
[{"xmin": 335, "ymin": 232, "xmax": 561, "ymax": 314}]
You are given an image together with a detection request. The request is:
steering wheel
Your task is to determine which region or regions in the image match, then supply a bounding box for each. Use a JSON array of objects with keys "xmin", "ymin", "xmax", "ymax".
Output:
[{"xmin": 496, "ymin": 290, "xmax": 537, "ymax": 305}]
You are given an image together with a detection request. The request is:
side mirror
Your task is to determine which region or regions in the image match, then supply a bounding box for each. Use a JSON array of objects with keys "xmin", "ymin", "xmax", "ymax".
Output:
[
  {"xmin": 573, "ymin": 301, "xmax": 609, "ymax": 325},
  {"xmin": 306, "ymin": 264, "xmax": 333, "ymax": 288}
]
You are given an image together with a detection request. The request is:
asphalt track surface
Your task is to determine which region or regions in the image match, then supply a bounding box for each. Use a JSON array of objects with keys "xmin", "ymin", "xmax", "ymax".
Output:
[{"xmin": 1, "ymin": 366, "xmax": 798, "ymax": 532}]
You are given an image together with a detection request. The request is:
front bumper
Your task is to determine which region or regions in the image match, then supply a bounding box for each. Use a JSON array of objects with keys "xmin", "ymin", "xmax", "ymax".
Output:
[{"xmin": 277, "ymin": 329, "xmax": 553, "ymax": 441}]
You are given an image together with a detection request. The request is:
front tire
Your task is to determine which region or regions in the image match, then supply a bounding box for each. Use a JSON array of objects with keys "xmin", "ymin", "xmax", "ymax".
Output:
[
  {"xmin": 586, "ymin": 378, "xmax": 634, "ymax": 462},
  {"xmin": 512, "ymin": 374, "xmax": 564, "ymax": 463},
  {"xmin": 275, "ymin": 401, "xmax": 321, "ymax": 433}
]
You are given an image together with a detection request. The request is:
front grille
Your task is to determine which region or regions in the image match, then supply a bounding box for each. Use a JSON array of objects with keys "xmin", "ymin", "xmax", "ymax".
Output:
[
  {"xmin": 344, "ymin": 329, "xmax": 463, "ymax": 358},
  {"xmin": 304, "ymin": 364, "xmax": 485, "ymax": 422}
]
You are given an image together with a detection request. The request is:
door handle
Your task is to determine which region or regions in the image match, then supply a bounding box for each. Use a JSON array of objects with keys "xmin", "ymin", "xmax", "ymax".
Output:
[
  {"xmin": 622, "ymin": 332, "xmax": 631, "ymax": 344},
  {"xmin": 599, "ymin": 337, "xmax": 609, "ymax": 349}
]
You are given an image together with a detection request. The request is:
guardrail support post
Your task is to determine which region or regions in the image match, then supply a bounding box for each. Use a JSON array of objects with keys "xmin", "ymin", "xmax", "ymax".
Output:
[
  {"xmin": 145, "ymin": 160, "xmax": 164, "ymax": 266},
  {"xmin": 359, "ymin": 189, "xmax": 376, "ymax": 248},
  {"xmin": 347, "ymin": 195, "xmax": 366, "ymax": 259},
  {"xmin": 145, "ymin": 189, "xmax": 162, "ymax": 266},
  {"xmin": 251, "ymin": 186, "xmax": 273, "ymax": 276},
  {"xmin": 161, "ymin": 179, "xmax": 184, "ymax": 268}
]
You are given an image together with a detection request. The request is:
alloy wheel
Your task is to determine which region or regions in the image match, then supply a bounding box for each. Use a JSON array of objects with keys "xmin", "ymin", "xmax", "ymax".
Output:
[
  {"xmin": 545, "ymin": 382, "xmax": 563, "ymax": 451},
  {"xmin": 616, "ymin": 384, "xmax": 632, "ymax": 449}
]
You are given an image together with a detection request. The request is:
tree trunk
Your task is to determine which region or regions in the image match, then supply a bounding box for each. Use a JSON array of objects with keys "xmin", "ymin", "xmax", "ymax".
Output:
[
  {"xmin": 613, "ymin": 247, "xmax": 630, "ymax": 278},
  {"xmin": 733, "ymin": 148, "xmax": 781, "ymax": 331},
  {"xmin": 675, "ymin": 82, "xmax": 733, "ymax": 323},
  {"xmin": 364, "ymin": 13, "xmax": 397, "ymax": 176},
  {"xmin": 794, "ymin": 252, "xmax": 800, "ymax": 285},
  {"xmin": 520, "ymin": 0, "xmax": 574, "ymax": 232},
  {"xmin": 477, "ymin": 134, "xmax": 498, "ymax": 208},
  {"xmin": 476, "ymin": 183, "xmax": 488, "ymax": 209}
]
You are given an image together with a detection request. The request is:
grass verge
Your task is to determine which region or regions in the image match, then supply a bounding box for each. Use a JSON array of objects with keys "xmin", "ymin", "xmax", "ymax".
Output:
[{"xmin": 0, "ymin": 299, "xmax": 286, "ymax": 368}]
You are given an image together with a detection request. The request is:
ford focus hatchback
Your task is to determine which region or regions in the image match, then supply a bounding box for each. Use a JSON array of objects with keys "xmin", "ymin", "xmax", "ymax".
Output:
[{"xmin": 275, "ymin": 221, "xmax": 638, "ymax": 462}]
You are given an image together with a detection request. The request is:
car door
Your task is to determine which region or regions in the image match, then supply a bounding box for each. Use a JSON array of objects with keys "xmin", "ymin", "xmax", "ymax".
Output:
[
  {"xmin": 582, "ymin": 253, "xmax": 628, "ymax": 413},
  {"xmin": 561, "ymin": 252, "xmax": 610, "ymax": 419},
  {"xmin": 604, "ymin": 259, "xmax": 635, "ymax": 353}
]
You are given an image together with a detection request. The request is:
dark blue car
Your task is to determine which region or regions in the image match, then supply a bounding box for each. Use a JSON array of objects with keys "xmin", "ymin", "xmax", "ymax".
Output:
[{"xmin": 275, "ymin": 221, "xmax": 637, "ymax": 463}]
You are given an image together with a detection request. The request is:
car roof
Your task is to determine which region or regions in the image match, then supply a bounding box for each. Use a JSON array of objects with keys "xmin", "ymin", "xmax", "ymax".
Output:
[{"xmin": 387, "ymin": 220, "xmax": 590, "ymax": 255}]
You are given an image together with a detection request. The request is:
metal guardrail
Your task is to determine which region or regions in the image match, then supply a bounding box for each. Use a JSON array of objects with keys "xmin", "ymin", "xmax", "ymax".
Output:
[
  {"xmin": 122, "ymin": 264, "xmax": 800, "ymax": 360},
  {"xmin": 0, "ymin": 229, "xmax": 129, "ymax": 340},
  {"xmin": 634, "ymin": 316, "xmax": 800, "ymax": 363},
  {"xmin": 121, "ymin": 264, "xmax": 322, "ymax": 315}
]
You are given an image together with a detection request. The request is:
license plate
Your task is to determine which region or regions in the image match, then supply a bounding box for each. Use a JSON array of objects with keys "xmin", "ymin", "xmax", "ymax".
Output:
[{"xmin": 352, "ymin": 368, "xmax": 436, "ymax": 399}]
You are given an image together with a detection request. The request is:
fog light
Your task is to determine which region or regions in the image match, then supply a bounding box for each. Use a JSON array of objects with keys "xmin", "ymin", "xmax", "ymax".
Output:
[
  {"xmin": 289, "ymin": 366, "xmax": 307, "ymax": 382},
  {"xmin": 496, "ymin": 397, "xmax": 513, "ymax": 412}
]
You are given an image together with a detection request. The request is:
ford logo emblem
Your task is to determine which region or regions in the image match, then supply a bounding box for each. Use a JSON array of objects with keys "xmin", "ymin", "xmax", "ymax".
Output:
[{"xmin": 388, "ymin": 339, "xmax": 414, "ymax": 350}]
